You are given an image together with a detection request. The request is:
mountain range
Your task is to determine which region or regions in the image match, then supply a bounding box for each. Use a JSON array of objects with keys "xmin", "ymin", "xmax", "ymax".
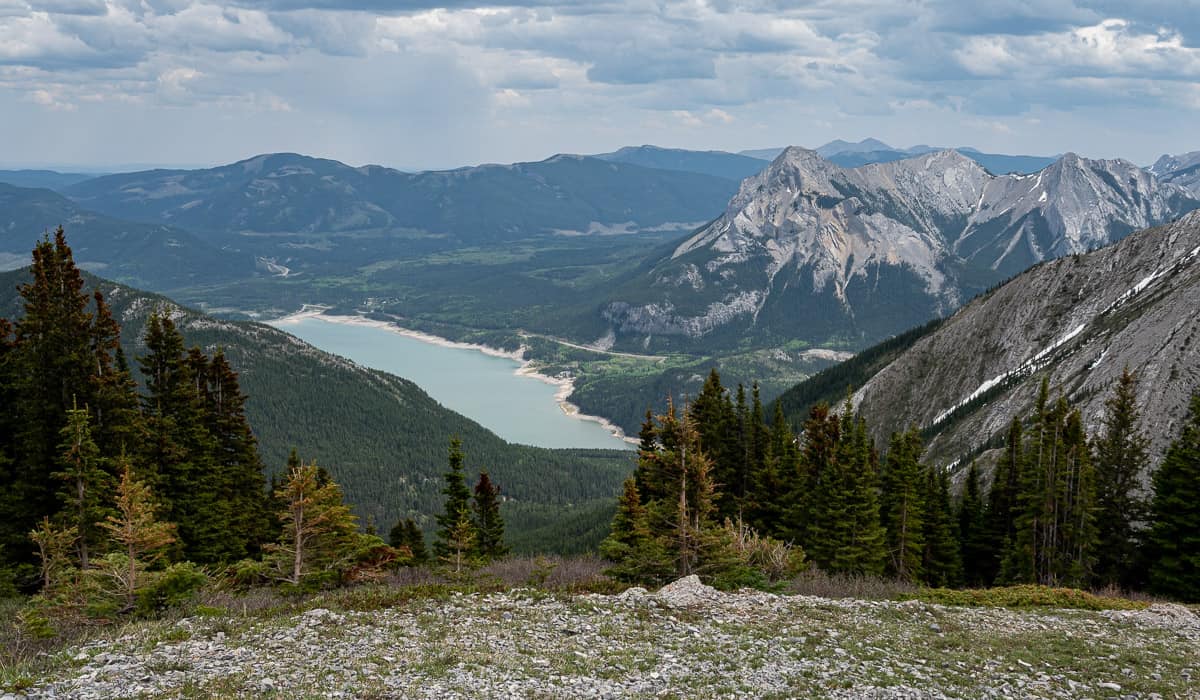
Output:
[
  {"xmin": 777, "ymin": 209, "xmax": 1200, "ymax": 484},
  {"xmin": 744, "ymin": 139, "xmax": 1059, "ymax": 175},
  {"xmin": 1150, "ymin": 151, "xmax": 1200, "ymax": 196},
  {"xmin": 602, "ymin": 147, "xmax": 1199, "ymax": 352},
  {"xmin": 65, "ymin": 152, "xmax": 737, "ymax": 243}
]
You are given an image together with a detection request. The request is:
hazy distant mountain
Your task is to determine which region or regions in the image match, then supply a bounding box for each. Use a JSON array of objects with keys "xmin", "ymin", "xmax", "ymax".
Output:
[
  {"xmin": 739, "ymin": 147, "xmax": 787, "ymax": 161},
  {"xmin": 0, "ymin": 183, "xmax": 249, "ymax": 288},
  {"xmin": 0, "ymin": 169, "xmax": 96, "ymax": 191},
  {"xmin": 814, "ymin": 138, "xmax": 896, "ymax": 158},
  {"xmin": 66, "ymin": 152, "xmax": 738, "ymax": 243},
  {"xmin": 594, "ymin": 145, "xmax": 769, "ymax": 181},
  {"xmin": 805, "ymin": 210, "xmax": 1200, "ymax": 476},
  {"xmin": 815, "ymin": 139, "xmax": 1057, "ymax": 175},
  {"xmin": 1150, "ymin": 151, "xmax": 1200, "ymax": 196},
  {"xmin": 601, "ymin": 148, "xmax": 1198, "ymax": 352}
]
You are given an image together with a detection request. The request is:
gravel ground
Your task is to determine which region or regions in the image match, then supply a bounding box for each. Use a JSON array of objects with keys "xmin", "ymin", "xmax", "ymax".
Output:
[{"xmin": 9, "ymin": 576, "xmax": 1200, "ymax": 699}]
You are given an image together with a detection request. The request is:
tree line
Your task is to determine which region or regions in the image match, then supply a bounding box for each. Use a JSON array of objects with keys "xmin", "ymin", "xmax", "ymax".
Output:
[{"xmin": 602, "ymin": 368, "xmax": 1200, "ymax": 600}]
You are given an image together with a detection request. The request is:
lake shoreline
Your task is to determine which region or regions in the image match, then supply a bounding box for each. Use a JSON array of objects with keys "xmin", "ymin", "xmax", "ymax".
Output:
[{"xmin": 271, "ymin": 306, "xmax": 637, "ymax": 448}]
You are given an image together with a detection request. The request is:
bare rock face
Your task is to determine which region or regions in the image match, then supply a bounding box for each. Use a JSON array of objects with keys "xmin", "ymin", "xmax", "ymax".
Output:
[
  {"xmin": 852, "ymin": 210, "xmax": 1200, "ymax": 485},
  {"xmin": 605, "ymin": 148, "xmax": 1198, "ymax": 352},
  {"xmin": 1151, "ymin": 151, "xmax": 1200, "ymax": 196}
]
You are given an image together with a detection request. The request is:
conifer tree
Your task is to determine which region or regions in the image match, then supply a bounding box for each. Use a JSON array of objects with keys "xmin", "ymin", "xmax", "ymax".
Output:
[
  {"xmin": 6, "ymin": 229, "xmax": 96, "ymax": 576},
  {"xmin": 1004, "ymin": 386, "xmax": 1097, "ymax": 586},
  {"xmin": 472, "ymin": 471, "xmax": 508, "ymax": 559},
  {"xmin": 793, "ymin": 403, "xmax": 841, "ymax": 554},
  {"xmin": 389, "ymin": 518, "xmax": 428, "ymax": 564},
  {"xmin": 746, "ymin": 402, "xmax": 793, "ymax": 537},
  {"xmin": 53, "ymin": 403, "xmax": 113, "ymax": 569},
  {"xmin": 921, "ymin": 466, "xmax": 962, "ymax": 587},
  {"xmin": 98, "ymin": 458, "xmax": 176, "ymax": 609},
  {"xmin": 829, "ymin": 410, "xmax": 886, "ymax": 576},
  {"xmin": 957, "ymin": 462, "xmax": 990, "ymax": 586},
  {"xmin": 138, "ymin": 313, "xmax": 223, "ymax": 563},
  {"xmin": 1146, "ymin": 392, "xmax": 1200, "ymax": 601},
  {"xmin": 440, "ymin": 508, "xmax": 478, "ymax": 576},
  {"xmin": 87, "ymin": 291, "xmax": 141, "ymax": 461},
  {"xmin": 434, "ymin": 438, "xmax": 476, "ymax": 559},
  {"xmin": 268, "ymin": 458, "xmax": 358, "ymax": 586},
  {"xmin": 600, "ymin": 477, "xmax": 672, "ymax": 584},
  {"xmin": 987, "ymin": 417, "xmax": 1024, "ymax": 585},
  {"xmin": 203, "ymin": 350, "xmax": 271, "ymax": 558},
  {"xmin": 1092, "ymin": 367, "xmax": 1149, "ymax": 589},
  {"xmin": 881, "ymin": 429, "xmax": 925, "ymax": 581}
]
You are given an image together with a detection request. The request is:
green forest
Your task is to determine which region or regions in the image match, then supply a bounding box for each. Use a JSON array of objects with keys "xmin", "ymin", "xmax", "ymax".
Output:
[
  {"xmin": 602, "ymin": 368, "xmax": 1200, "ymax": 601},
  {"xmin": 2, "ymin": 229, "xmax": 1199, "ymax": 645}
]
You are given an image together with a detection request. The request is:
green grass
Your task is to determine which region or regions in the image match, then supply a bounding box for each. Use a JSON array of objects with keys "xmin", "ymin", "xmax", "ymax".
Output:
[{"xmin": 906, "ymin": 584, "xmax": 1148, "ymax": 611}]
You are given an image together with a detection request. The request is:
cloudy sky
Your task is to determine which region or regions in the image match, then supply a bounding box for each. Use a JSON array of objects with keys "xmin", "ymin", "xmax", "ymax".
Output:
[{"xmin": 0, "ymin": 0, "xmax": 1197, "ymax": 171}]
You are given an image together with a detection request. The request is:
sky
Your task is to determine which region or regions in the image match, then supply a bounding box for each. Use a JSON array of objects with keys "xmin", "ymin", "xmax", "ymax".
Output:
[{"xmin": 0, "ymin": 0, "xmax": 1198, "ymax": 171}]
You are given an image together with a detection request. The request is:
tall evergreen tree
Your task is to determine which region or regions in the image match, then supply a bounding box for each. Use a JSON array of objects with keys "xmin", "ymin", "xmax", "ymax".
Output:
[
  {"xmin": 202, "ymin": 350, "xmax": 271, "ymax": 559},
  {"xmin": 921, "ymin": 466, "xmax": 962, "ymax": 587},
  {"xmin": 472, "ymin": 471, "xmax": 508, "ymax": 559},
  {"xmin": 53, "ymin": 404, "xmax": 114, "ymax": 570},
  {"xmin": 1146, "ymin": 392, "xmax": 1200, "ymax": 602},
  {"xmin": 880, "ymin": 429, "xmax": 925, "ymax": 582},
  {"xmin": 1092, "ymin": 367, "xmax": 1150, "ymax": 589},
  {"xmin": 792, "ymin": 403, "xmax": 841, "ymax": 553},
  {"xmin": 87, "ymin": 291, "xmax": 141, "ymax": 462},
  {"xmin": 434, "ymin": 438, "xmax": 475, "ymax": 559},
  {"xmin": 957, "ymin": 462, "xmax": 990, "ymax": 586},
  {"xmin": 1004, "ymin": 385, "xmax": 1097, "ymax": 586},
  {"xmin": 137, "ymin": 313, "xmax": 223, "ymax": 563},
  {"xmin": 829, "ymin": 410, "xmax": 886, "ymax": 576},
  {"xmin": 5, "ymin": 229, "xmax": 96, "ymax": 578},
  {"xmin": 987, "ymin": 417, "xmax": 1024, "ymax": 585}
]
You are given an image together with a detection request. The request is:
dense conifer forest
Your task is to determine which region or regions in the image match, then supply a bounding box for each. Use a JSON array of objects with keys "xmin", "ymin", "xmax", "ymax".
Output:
[{"xmin": 602, "ymin": 368, "xmax": 1200, "ymax": 600}]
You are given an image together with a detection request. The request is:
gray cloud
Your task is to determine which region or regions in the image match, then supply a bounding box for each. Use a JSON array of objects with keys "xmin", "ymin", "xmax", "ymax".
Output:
[{"xmin": 1, "ymin": 0, "xmax": 1198, "ymax": 169}]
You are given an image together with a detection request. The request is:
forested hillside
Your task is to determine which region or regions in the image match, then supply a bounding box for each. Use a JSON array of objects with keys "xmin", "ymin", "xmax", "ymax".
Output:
[{"xmin": 0, "ymin": 258, "xmax": 634, "ymax": 557}]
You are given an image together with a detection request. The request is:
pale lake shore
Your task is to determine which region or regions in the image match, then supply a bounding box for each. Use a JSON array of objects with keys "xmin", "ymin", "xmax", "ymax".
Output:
[{"xmin": 271, "ymin": 306, "xmax": 637, "ymax": 447}]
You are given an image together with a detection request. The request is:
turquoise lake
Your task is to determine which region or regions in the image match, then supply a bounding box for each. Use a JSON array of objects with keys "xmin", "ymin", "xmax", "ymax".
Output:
[{"xmin": 268, "ymin": 315, "xmax": 632, "ymax": 451}]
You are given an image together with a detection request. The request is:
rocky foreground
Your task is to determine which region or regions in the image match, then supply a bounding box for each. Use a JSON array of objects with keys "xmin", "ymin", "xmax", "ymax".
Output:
[{"xmin": 12, "ymin": 577, "xmax": 1200, "ymax": 699}]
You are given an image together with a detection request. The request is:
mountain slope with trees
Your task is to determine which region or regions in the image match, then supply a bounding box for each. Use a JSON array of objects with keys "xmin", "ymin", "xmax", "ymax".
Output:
[
  {"xmin": 774, "ymin": 210, "xmax": 1200, "ymax": 482},
  {"xmin": 0, "ymin": 260, "xmax": 634, "ymax": 557}
]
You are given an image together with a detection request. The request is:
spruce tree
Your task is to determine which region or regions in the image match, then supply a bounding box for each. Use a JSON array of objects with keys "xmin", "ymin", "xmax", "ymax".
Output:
[
  {"xmin": 957, "ymin": 462, "xmax": 990, "ymax": 586},
  {"xmin": 987, "ymin": 417, "xmax": 1024, "ymax": 585},
  {"xmin": 434, "ymin": 438, "xmax": 475, "ymax": 559},
  {"xmin": 389, "ymin": 518, "xmax": 428, "ymax": 564},
  {"xmin": 829, "ymin": 411, "xmax": 886, "ymax": 576},
  {"xmin": 600, "ymin": 477, "xmax": 672, "ymax": 585},
  {"xmin": 203, "ymin": 350, "xmax": 271, "ymax": 559},
  {"xmin": 472, "ymin": 471, "xmax": 508, "ymax": 559},
  {"xmin": 1092, "ymin": 367, "xmax": 1149, "ymax": 589},
  {"xmin": 794, "ymin": 403, "xmax": 841, "ymax": 557},
  {"xmin": 6, "ymin": 229, "xmax": 96, "ymax": 577},
  {"xmin": 1146, "ymin": 392, "xmax": 1200, "ymax": 601},
  {"xmin": 921, "ymin": 466, "xmax": 962, "ymax": 587},
  {"xmin": 268, "ymin": 458, "xmax": 359, "ymax": 586},
  {"xmin": 138, "ymin": 313, "xmax": 223, "ymax": 563},
  {"xmin": 53, "ymin": 404, "xmax": 114, "ymax": 570},
  {"xmin": 98, "ymin": 457, "xmax": 177, "ymax": 610},
  {"xmin": 880, "ymin": 429, "xmax": 925, "ymax": 581}
]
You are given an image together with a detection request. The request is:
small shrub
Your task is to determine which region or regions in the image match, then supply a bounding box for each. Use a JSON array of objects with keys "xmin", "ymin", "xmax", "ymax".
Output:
[
  {"xmin": 909, "ymin": 585, "xmax": 1146, "ymax": 611},
  {"xmin": 136, "ymin": 562, "xmax": 207, "ymax": 615}
]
